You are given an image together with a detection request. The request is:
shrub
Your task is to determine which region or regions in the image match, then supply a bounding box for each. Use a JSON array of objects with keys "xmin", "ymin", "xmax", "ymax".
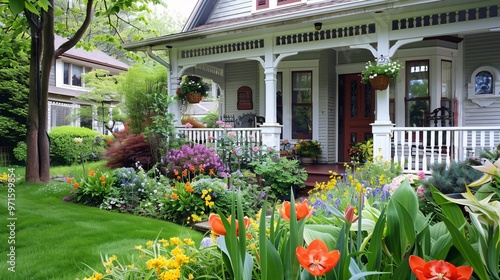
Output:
[
  {"xmin": 67, "ymin": 168, "xmax": 115, "ymax": 206},
  {"xmin": 104, "ymin": 133, "xmax": 154, "ymax": 169},
  {"xmin": 100, "ymin": 167, "xmax": 165, "ymax": 213},
  {"xmin": 12, "ymin": 141, "xmax": 27, "ymax": 162},
  {"xmin": 249, "ymin": 156, "xmax": 307, "ymax": 200},
  {"xmin": 48, "ymin": 126, "xmax": 100, "ymax": 165},
  {"xmin": 164, "ymin": 144, "xmax": 225, "ymax": 179},
  {"xmin": 201, "ymin": 111, "xmax": 219, "ymax": 128}
]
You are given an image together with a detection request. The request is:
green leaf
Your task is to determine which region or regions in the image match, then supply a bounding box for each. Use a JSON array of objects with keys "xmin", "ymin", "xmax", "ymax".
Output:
[
  {"xmin": 440, "ymin": 215, "xmax": 490, "ymax": 280},
  {"xmin": 431, "ymin": 186, "xmax": 466, "ymax": 228},
  {"xmin": 349, "ymin": 257, "xmax": 390, "ymax": 280},
  {"xmin": 9, "ymin": 0, "xmax": 24, "ymax": 14},
  {"xmin": 303, "ymin": 224, "xmax": 339, "ymax": 249}
]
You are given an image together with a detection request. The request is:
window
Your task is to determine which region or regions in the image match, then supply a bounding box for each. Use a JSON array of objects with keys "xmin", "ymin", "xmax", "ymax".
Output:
[
  {"xmin": 291, "ymin": 71, "xmax": 312, "ymax": 139},
  {"xmin": 441, "ymin": 60, "xmax": 452, "ymax": 109},
  {"xmin": 467, "ymin": 65, "xmax": 500, "ymax": 106},
  {"xmin": 406, "ymin": 60, "xmax": 429, "ymax": 127},
  {"xmin": 63, "ymin": 62, "xmax": 92, "ymax": 87},
  {"xmin": 256, "ymin": 0, "xmax": 301, "ymax": 10},
  {"xmin": 475, "ymin": 71, "xmax": 493, "ymax": 94},
  {"xmin": 50, "ymin": 104, "xmax": 73, "ymax": 127}
]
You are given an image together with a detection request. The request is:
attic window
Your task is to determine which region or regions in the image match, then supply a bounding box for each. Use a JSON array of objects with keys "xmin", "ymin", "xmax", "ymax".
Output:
[
  {"xmin": 467, "ymin": 66, "xmax": 500, "ymax": 107},
  {"xmin": 277, "ymin": 0, "xmax": 300, "ymax": 5},
  {"xmin": 256, "ymin": 0, "xmax": 301, "ymax": 10},
  {"xmin": 256, "ymin": 0, "xmax": 269, "ymax": 10}
]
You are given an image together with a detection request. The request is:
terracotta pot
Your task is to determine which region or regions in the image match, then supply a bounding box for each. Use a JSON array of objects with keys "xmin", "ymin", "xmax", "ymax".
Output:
[
  {"xmin": 369, "ymin": 75, "xmax": 391, "ymax": 90},
  {"xmin": 186, "ymin": 92, "xmax": 202, "ymax": 103}
]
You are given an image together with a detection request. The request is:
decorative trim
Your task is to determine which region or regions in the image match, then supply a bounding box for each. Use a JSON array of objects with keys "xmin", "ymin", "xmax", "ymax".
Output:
[
  {"xmin": 276, "ymin": 23, "xmax": 375, "ymax": 46},
  {"xmin": 392, "ymin": 4, "xmax": 499, "ymax": 31},
  {"xmin": 181, "ymin": 39, "xmax": 265, "ymax": 59},
  {"xmin": 467, "ymin": 65, "xmax": 500, "ymax": 107}
]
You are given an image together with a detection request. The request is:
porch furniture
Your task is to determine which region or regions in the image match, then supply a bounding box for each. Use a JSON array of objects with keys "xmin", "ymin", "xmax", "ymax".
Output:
[
  {"xmin": 255, "ymin": 115, "xmax": 265, "ymax": 127},
  {"xmin": 426, "ymin": 106, "xmax": 453, "ymax": 127},
  {"xmin": 222, "ymin": 114, "xmax": 237, "ymax": 127},
  {"xmin": 237, "ymin": 113, "xmax": 256, "ymax": 128}
]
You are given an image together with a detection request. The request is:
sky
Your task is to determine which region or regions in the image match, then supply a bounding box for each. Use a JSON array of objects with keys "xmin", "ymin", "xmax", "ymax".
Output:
[{"xmin": 163, "ymin": 0, "xmax": 198, "ymax": 18}]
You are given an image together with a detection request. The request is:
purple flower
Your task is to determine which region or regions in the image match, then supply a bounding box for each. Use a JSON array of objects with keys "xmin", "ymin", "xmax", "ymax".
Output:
[{"xmin": 62, "ymin": 197, "xmax": 71, "ymax": 201}]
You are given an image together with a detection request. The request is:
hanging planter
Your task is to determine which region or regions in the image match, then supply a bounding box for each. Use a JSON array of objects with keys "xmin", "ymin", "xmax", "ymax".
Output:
[
  {"xmin": 186, "ymin": 92, "xmax": 202, "ymax": 103},
  {"xmin": 361, "ymin": 56, "xmax": 402, "ymax": 90},
  {"xmin": 369, "ymin": 75, "xmax": 391, "ymax": 90}
]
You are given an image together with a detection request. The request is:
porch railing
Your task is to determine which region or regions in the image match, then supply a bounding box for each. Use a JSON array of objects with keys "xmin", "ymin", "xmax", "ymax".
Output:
[
  {"xmin": 391, "ymin": 126, "xmax": 500, "ymax": 174},
  {"xmin": 177, "ymin": 127, "xmax": 262, "ymax": 152}
]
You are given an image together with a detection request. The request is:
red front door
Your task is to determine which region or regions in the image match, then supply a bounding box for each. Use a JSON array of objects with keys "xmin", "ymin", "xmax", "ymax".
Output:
[{"xmin": 340, "ymin": 74, "xmax": 375, "ymax": 162}]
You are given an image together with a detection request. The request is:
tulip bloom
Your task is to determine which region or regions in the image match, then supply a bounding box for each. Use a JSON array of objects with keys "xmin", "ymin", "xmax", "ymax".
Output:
[
  {"xmin": 344, "ymin": 204, "xmax": 358, "ymax": 223},
  {"xmin": 409, "ymin": 255, "xmax": 473, "ymax": 280},
  {"xmin": 296, "ymin": 239, "xmax": 340, "ymax": 276},
  {"xmin": 279, "ymin": 200, "xmax": 313, "ymax": 221},
  {"xmin": 208, "ymin": 213, "xmax": 250, "ymax": 236}
]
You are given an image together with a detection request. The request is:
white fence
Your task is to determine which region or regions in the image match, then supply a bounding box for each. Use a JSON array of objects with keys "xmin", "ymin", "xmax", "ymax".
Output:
[{"xmin": 391, "ymin": 126, "xmax": 500, "ymax": 174}]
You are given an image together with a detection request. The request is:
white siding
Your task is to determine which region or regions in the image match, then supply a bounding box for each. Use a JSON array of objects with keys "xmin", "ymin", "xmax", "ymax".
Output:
[
  {"xmin": 463, "ymin": 33, "xmax": 500, "ymax": 127},
  {"xmin": 224, "ymin": 61, "xmax": 260, "ymax": 116},
  {"xmin": 319, "ymin": 49, "xmax": 337, "ymax": 163},
  {"xmin": 208, "ymin": 0, "xmax": 252, "ymax": 24}
]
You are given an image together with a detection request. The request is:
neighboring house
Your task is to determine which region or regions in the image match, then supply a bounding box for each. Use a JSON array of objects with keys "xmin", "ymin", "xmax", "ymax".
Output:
[
  {"xmin": 124, "ymin": 0, "xmax": 500, "ymax": 172},
  {"xmin": 49, "ymin": 35, "xmax": 129, "ymax": 134}
]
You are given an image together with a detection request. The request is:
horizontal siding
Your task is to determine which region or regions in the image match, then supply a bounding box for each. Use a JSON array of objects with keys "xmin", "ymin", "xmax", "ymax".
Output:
[
  {"xmin": 463, "ymin": 33, "xmax": 500, "ymax": 127},
  {"xmin": 209, "ymin": 0, "xmax": 252, "ymax": 23},
  {"xmin": 224, "ymin": 61, "xmax": 260, "ymax": 117}
]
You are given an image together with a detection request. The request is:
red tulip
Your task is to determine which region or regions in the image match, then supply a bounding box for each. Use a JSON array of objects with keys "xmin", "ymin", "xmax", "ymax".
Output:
[
  {"xmin": 344, "ymin": 204, "xmax": 358, "ymax": 223},
  {"xmin": 296, "ymin": 239, "xmax": 340, "ymax": 276},
  {"xmin": 208, "ymin": 213, "xmax": 250, "ymax": 236},
  {"xmin": 279, "ymin": 200, "xmax": 313, "ymax": 221},
  {"xmin": 409, "ymin": 255, "xmax": 473, "ymax": 280}
]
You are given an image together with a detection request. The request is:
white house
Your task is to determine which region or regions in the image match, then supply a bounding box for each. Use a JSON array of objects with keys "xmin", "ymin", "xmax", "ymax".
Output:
[
  {"xmin": 124, "ymin": 0, "xmax": 500, "ymax": 173},
  {"xmin": 49, "ymin": 35, "xmax": 129, "ymax": 134}
]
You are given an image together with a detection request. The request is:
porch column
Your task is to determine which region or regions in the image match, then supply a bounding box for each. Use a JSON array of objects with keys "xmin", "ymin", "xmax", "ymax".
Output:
[
  {"xmin": 372, "ymin": 21, "xmax": 393, "ymax": 161},
  {"xmin": 169, "ymin": 49, "xmax": 182, "ymax": 127},
  {"xmin": 261, "ymin": 66, "xmax": 281, "ymax": 150}
]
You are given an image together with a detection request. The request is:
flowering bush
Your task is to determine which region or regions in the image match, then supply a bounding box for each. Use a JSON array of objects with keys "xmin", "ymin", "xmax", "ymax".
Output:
[
  {"xmin": 67, "ymin": 168, "xmax": 114, "ymax": 206},
  {"xmin": 175, "ymin": 76, "xmax": 209, "ymax": 102},
  {"xmin": 293, "ymin": 139, "xmax": 321, "ymax": 160},
  {"xmin": 81, "ymin": 237, "xmax": 201, "ymax": 280},
  {"xmin": 164, "ymin": 144, "xmax": 225, "ymax": 181},
  {"xmin": 361, "ymin": 58, "xmax": 402, "ymax": 84}
]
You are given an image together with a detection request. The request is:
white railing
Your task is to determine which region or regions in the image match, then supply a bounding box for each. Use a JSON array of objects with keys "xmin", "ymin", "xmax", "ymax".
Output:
[
  {"xmin": 392, "ymin": 126, "xmax": 500, "ymax": 174},
  {"xmin": 177, "ymin": 127, "xmax": 262, "ymax": 152}
]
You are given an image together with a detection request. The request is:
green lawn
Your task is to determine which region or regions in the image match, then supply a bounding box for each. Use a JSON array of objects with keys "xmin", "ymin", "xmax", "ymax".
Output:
[{"xmin": 0, "ymin": 166, "xmax": 204, "ymax": 280}]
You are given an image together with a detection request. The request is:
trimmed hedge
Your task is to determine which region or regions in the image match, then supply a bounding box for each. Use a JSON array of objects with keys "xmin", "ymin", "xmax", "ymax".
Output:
[{"xmin": 49, "ymin": 126, "xmax": 101, "ymax": 165}]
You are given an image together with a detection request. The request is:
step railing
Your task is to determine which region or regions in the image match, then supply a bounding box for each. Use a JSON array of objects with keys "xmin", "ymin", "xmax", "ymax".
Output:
[{"xmin": 391, "ymin": 126, "xmax": 500, "ymax": 174}]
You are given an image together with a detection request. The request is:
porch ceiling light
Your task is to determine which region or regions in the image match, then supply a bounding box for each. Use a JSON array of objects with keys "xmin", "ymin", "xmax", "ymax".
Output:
[{"xmin": 314, "ymin": 22, "xmax": 322, "ymax": 31}]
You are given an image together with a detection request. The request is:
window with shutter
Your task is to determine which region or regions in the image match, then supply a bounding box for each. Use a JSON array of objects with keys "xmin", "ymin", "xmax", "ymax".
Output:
[{"xmin": 256, "ymin": 0, "xmax": 269, "ymax": 10}]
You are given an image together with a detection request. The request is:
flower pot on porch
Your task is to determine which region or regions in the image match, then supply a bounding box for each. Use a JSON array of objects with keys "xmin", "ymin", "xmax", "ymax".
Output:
[
  {"xmin": 186, "ymin": 92, "xmax": 202, "ymax": 103},
  {"xmin": 300, "ymin": 157, "xmax": 314, "ymax": 165},
  {"xmin": 369, "ymin": 75, "xmax": 391, "ymax": 90}
]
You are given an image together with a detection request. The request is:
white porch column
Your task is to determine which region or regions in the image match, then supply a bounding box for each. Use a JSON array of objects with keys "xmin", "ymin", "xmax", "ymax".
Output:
[
  {"xmin": 169, "ymin": 49, "xmax": 182, "ymax": 127},
  {"xmin": 372, "ymin": 21, "xmax": 393, "ymax": 161},
  {"xmin": 261, "ymin": 66, "xmax": 281, "ymax": 150}
]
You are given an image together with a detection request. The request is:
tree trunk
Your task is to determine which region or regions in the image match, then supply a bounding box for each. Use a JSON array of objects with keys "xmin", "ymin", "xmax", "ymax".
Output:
[{"xmin": 25, "ymin": 13, "xmax": 42, "ymax": 183}]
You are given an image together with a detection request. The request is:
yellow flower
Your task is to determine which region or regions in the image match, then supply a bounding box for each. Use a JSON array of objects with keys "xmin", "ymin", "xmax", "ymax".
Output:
[
  {"xmin": 188, "ymin": 274, "xmax": 194, "ymax": 279},
  {"xmin": 146, "ymin": 255, "xmax": 168, "ymax": 272},
  {"xmin": 174, "ymin": 253, "xmax": 190, "ymax": 265},
  {"xmin": 159, "ymin": 239, "xmax": 169, "ymax": 247},
  {"xmin": 171, "ymin": 246, "xmax": 185, "ymax": 256},
  {"xmin": 183, "ymin": 238, "xmax": 195, "ymax": 246},
  {"xmin": 146, "ymin": 241, "xmax": 154, "ymax": 247},
  {"xmin": 135, "ymin": 245, "xmax": 142, "ymax": 250},
  {"xmin": 84, "ymin": 272, "xmax": 103, "ymax": 280},
  {"xmin": 159, "ymin": 268, "xmax": 181, "ymax": 280},
  {"xmin": 170, "ymin": 237, "xmax": 183, "ymax": 246}
]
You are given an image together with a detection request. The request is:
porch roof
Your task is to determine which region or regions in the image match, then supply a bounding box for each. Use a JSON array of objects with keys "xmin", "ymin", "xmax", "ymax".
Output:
[{"xmin": 124, "ymin": 0, "xmax": 465, "ymax": 52}]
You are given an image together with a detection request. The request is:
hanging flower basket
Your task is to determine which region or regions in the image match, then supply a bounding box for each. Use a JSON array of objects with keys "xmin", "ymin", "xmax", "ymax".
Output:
[
  {"xmin": 185, "ymin": 92, "xmax": 202, "ymax": 103},
  {"xmin": 369, "ymin": 75, "xmax": 391, "ymax": 90}
]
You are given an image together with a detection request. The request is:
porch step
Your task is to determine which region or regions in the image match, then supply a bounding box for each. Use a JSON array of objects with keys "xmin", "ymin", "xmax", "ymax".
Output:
[{"xmin": 301, "ymin": 164, "xmax": 345, "ymax": 188}]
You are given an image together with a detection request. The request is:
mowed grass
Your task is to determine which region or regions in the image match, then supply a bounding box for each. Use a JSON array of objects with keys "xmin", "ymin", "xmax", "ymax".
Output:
[{"xmin": 0, "ymin": 165, "xmax": 204, "ymax": 280}]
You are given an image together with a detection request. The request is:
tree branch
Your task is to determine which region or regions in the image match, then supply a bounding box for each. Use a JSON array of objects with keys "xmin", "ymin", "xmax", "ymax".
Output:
[{"xmin": 54, "ymin": 0, "xmax": 95, "ymax": 58}]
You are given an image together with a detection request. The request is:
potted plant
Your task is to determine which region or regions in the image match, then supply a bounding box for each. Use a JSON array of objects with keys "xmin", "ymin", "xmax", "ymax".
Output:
[
  {"xmin": 294, "ymin": 140, "xmax": 321, "ymax": 164},
  {"xmin": 361, "ymin": 56, "xmax": 402, "ymax": 90},
  {"xmin": 176, "ymin": 75, "xmax": 209, "ymax": 103}
]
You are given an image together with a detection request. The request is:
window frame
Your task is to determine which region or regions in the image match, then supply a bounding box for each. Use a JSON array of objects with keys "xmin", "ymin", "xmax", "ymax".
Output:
[
  {"xmin": 405, "ymin": 59, "xmax": 430, "ymax": 127},
  {"xmin": 63, "ymin": 62, "xmax": 92, "ymax": 87},
  {"xmin": 291, "ymin": 70, "xmax": 313, "ymax": 139}
]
